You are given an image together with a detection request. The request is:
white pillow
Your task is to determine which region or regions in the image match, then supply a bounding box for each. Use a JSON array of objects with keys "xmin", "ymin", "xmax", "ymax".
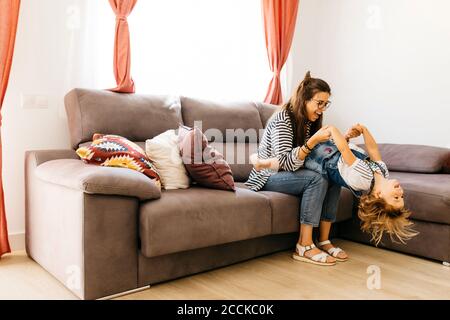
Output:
[{"xmin": 145, "ymin": 130, "xmax": 190, "ymax": 190}]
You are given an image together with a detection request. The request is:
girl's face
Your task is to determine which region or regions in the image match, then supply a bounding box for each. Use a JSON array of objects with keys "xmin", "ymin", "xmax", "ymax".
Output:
[
  {"xmin": 305, "ymin": 91, "xmax": 331, "ymax": 122},
  {"xmin": 375, "ymin": 178, "xmax": 405, "ymax": 209}
]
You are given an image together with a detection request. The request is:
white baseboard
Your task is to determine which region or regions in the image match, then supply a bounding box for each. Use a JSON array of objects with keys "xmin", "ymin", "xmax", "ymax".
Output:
[{"xmin": 8, "ymin": 232, "xmax": 25, "ymax": 252}]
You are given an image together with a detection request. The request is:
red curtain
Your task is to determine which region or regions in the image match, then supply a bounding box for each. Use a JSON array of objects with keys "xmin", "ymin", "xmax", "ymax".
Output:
[
  {"xmin": 262, "ymin": 0, "xmax": 299, "ymax": 105},
  {"xmin": 109, "ymin": 0, "xmax": 137, "ymax": 93},
  {"xmin": 0, "ymin": 0, "xmax": 21, "ymax": 258}
]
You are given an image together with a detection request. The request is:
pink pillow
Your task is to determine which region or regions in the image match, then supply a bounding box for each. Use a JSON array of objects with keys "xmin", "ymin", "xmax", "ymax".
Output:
[{"xmin": 178, "ymin": 125, "xmax": 235, "ymax": 191}]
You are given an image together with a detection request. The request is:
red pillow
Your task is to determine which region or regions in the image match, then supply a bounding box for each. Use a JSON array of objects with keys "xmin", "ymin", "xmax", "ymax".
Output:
[
  {"xmin": 178, "ymin": 125, "xmax": 235, "ymax": 191},
  {"xmin": 76, "ymin": 133, "xmax": 161, "ymax": 188}
]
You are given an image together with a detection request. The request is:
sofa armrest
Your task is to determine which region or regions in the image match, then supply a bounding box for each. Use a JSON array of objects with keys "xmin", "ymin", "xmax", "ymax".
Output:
[
  {"xmin": 26, "ymin": 149, "xmax": 79, "ymax": 166},
  {"xmin": 35, "ymin": 159, "xmax": 161, "ymax": 201},
  {"xmin": 25, "ymin": 150, "xmax": 142, "ymax": 299}
]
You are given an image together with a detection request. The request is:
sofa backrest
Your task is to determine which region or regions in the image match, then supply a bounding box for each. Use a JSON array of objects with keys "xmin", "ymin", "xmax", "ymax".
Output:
[
  {"xmin": 180, "ymin": 96, "xmax": 264, "ymax": 143},
  {"xmin": 379, "ymin": 144, "xmax": 450, "ymax": 173},
  {"xmin": 359, "ymin": 143, "xmax": 450, "ymax": 174},
  {"xmin": 64, "ymin": 88, "xmax": 278, "ymax": 182},
  {"xmin": 179, "ymin": 96, "xmax": 277, "ymax": 181},
  {"xmin": 65, "ymin": 88, "xmax": 183, "ymax": 149}
]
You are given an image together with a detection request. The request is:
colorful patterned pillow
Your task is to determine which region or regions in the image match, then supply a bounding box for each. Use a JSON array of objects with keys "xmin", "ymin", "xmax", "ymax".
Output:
[
  {"xmin": 178, "ymin": 125, "xmax": 235, "ymax": 191},
  {"xmin": 76, "ymin": 134, "xmax": 161, "ymax": 189}
]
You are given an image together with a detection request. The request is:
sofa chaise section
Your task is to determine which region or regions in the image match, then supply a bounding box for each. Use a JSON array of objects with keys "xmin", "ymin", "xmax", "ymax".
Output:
[
  {"xmin": 338, "ymin": 144, "xmax": 450, "ymax": 264},
  {"xmin": 25, "ymin": 150, "xmax": 164, "ymax": 299}
]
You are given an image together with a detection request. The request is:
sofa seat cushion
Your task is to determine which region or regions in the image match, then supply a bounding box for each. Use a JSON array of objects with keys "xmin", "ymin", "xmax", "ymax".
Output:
[
  {"xmin": 391, "ymin": 172, "xmax": 450, "ymax": 225},
  {"xmin": 235, "ymin": 182, "xmax": 299, "ymax": 234},
  {"xmin": 235, "ymin": 183, "xmax": 354, "ymax": 234},
  {"xmin": 139, "ymin": 185, "xmax": 272, "ymax": 258},
  {"xmin": 36, "ymin": 159, "xmax": 161, "ymax": 200},
  {"xmin": 257, "ymin": 190, "xmax": 299, "ymax": 234}
]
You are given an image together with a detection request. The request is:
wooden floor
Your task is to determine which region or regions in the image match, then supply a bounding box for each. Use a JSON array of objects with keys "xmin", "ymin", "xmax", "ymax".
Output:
[{"xmin": 1, "ymin": 239, "xmax": 449, "ymax": 300}]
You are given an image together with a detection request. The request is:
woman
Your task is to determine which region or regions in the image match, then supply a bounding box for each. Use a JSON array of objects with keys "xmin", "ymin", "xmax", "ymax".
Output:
[{"xmin": 245, "ymin": 71, "xmax": 348, "ymax": 266}]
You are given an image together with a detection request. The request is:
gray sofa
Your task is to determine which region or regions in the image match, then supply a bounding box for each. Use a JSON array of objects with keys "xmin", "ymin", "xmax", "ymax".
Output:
[{"xmin": 25, "ymin": 88, "xmax": 450, "ymax": 300}]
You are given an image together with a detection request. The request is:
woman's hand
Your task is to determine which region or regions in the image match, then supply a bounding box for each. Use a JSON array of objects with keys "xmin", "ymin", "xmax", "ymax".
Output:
[{"xmin": 308, "ymin": 125, "xmax": 331, "ymax": 147}]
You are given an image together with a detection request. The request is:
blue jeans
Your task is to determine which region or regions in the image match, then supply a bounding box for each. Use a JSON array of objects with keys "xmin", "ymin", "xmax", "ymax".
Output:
[
  {"xmin": 304, "ymin": 140, "xmax": 369, "ymax": 197},
  {"xmin": 261, "ymin": 169, "xmax": 341, "ymax": 227}
]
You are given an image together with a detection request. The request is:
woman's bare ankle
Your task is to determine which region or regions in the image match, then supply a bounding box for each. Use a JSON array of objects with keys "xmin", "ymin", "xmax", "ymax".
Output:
[{"xmin": 299, "ymin": 240, "xmax": 314, "ymax": 247}]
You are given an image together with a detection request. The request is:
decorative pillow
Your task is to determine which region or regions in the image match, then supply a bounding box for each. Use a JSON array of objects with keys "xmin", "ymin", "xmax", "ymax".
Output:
[
  {"xmin": 178, "ymin": 125, "xmax": 235, "ymax": 191},
  {"xmin": 145, "ymin": 129, "xmax": 190, "ymax": 190},
  {"xmin": 76, "ymin": 133, "xmax": 161, "ymax": 189}
]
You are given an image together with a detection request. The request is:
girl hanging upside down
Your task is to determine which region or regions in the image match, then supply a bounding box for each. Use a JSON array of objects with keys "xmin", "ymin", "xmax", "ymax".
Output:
[{"xmin": 251, "ymin": 123, "xmax": 418, "ymax": 245}]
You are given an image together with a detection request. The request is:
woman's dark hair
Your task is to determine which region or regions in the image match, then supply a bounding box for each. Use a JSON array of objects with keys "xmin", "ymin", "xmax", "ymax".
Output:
[{"xmin": 281, "ymin": 71, "xmax": 331, "ymax": 146}]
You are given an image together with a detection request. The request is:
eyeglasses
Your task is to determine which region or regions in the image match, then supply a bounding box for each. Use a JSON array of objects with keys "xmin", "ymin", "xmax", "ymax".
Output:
[{"xmin": 312, "ymin": 99, "xmax": 332, "ymax": 110}]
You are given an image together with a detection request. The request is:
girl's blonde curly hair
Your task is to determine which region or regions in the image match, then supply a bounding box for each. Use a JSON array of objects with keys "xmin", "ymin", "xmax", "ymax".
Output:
[{"xmin": 358, "ymin": 194, "xmax": 418, "ymax": 246}]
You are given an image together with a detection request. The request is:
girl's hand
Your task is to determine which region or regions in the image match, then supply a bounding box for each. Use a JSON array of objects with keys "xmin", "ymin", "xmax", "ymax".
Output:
[
  {"xmin": 309, "ymin": 125, "xmax": 331, "ymax": 146},
  {"xmin": 352, "ymin": 123, "xmax": 365, "ymax": 133},
  {"xmin": 344, "ymin": 128, "xmax": 361, "ymax": 140},
  {"xmin": 344, "ymin": 124, "xmax": 364, "ymax": 140}
]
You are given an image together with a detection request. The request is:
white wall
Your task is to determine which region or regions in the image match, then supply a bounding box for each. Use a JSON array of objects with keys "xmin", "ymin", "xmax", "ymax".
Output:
[
  {"xmin": 2, "ymin": 0, "xmax": 268, "ymax": 243},
  {"xmin": 290, "ymin": 0, "xmax": 450, "ymax": 148},
  {"xmin": 4, "ymin": 0, "xmax": 450, "ymax": 244},
  {"xmin": 2, "ymin": 0, "xmax": 103, "ymax": 240}
]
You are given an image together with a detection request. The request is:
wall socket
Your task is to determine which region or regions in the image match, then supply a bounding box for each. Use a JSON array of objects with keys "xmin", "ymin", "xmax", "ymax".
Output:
[{"xmin": 21, "ymin": 94, "xmax": 49, "ymax": 109}]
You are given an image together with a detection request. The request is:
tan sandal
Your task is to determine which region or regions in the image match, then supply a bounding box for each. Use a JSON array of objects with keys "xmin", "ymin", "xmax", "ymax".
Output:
[
  {"xmin": 292, "ymin": 243, "xmax": 336, "ymax": 266},
  {"xmin": 317, "ymin": 240, "xmax": 348, "ymax": 262}
]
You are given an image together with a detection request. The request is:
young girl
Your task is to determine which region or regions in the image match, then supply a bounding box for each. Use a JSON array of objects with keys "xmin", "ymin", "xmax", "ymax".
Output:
[{"xmin": 251, "ymin": 123, "xmax": 418, "ymax": 245}]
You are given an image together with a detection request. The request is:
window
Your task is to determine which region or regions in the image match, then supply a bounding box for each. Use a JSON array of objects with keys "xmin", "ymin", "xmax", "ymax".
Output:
[{"xmin": 88, "ymin": 0, "xmax": 271, "ymax": 101}]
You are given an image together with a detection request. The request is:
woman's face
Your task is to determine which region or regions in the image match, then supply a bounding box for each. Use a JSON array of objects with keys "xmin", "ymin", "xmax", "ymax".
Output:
[{"xmin": 305, "ymin": 91, "xmax": 331, "ymax": 122}]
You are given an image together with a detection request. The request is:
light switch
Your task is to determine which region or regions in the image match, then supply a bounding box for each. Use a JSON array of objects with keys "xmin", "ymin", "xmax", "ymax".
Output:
[{"xmin": 21, "ymin": 94, "xmax": 49, "ymax": 109}]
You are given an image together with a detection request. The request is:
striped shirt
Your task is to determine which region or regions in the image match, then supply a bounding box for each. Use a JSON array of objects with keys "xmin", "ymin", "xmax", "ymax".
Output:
[
  {"xmin": 245, "ymin": 109, "xmax": 305, "ymax": 191},
  {"xmin": 338, "ymin": 143, "xmax": 389, "ymax": 191}
]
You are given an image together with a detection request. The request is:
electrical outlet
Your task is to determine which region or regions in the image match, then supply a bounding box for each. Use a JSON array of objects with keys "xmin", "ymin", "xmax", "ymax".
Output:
[{"xmin": 21, "ymin": 94, "xmax": 49, "ymax": 109}]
